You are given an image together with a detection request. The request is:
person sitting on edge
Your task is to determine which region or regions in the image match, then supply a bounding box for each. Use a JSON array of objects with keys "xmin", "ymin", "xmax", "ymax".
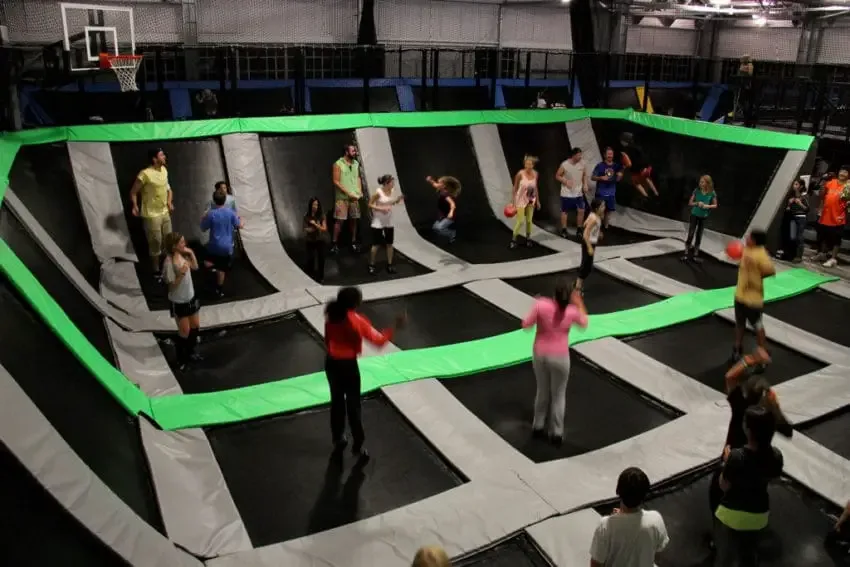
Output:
[
  {"xmin": 590, "ymin": 467, "xmax": 669, "ymax": 567},
  {"xmin": 200, "ymin": 190, "xmax": 243, "ymax": 298}
]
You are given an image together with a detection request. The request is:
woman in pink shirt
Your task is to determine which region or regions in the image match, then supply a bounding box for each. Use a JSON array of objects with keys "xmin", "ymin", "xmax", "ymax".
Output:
[{"xmin": 521, "ymin": 279, "xmax": 589, "ymax": 445}]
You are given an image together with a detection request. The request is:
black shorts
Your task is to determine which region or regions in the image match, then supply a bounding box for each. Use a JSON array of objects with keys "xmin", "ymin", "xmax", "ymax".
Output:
[
  {"xmin": 206, "ymin": 253, "xmax": 233, "ymax": 272},
  {"xmin": 578, "ymin": 243, "xmax": 595, "ymax": 279},
  {"xmin": 371, "ymin": 226, "xmax": 395, "ymax": 245},
  {"xmin": 818, "ymin": 223, "xmax": 843, "ymax": 249},
  {"xmin": 734, "ymin": 300, "xmax": 763, "ymax": 330},
  {"xmin": 170, "ymin": 297, "xmax": 200, "ymax": 319}
]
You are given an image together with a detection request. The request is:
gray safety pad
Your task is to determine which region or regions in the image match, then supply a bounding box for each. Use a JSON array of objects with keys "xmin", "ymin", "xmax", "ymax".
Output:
[
  {"xmin": 205, "ymin": 471, "xmax": 556, "ymax": 567},
  {"xmin": 356, "ymin": 127, "xmax": 465, "ymax": 271},
  {"xmin": 773, "ymin": 364, "xmax": 850, "ymax": 423},
  {"xmin": 774, "ymin": 432, "xmax": 850, "ymax": 507},
  {"xmin": 108, "ymin": 323, "xmax": 254, "ymax": 557},
  {"xmin": 747, "ymin": 150, "xmax": 809, "ymax": 233},
  {"xmin": 138, "ymin": 420, "xmax": 254, "ymax": 557},
  {"xmin": 574, "ymin": 338, "xmax": 723, "ymax": 413},
  {"xmin": 612, "ymin": 207, "xmax": 732, "ymax": 257},
  {"xmin": 526, "ymin": 509, "xmax": 602, "ymax": 567},
  {"xmin": 220, "ymin": 134, "xmax": 316, "ymax": 291},
  {"xmin": 100, "ymin": 258, "xmax": 153, "ymax": 314},
  {"xmin": 565, "ymin": 119, "xmax": 600, "ymax": 199},
  {"xmin": 469, "ymin": 124, "xmax": 576, "ymax": 253},
  {"xmin": 598, "ymin": 257, "xmax": 701, "ymax": 296},
  {"xmin": 68, "ymin": 142, "xmax": 137, "ymax": 261},
  {"xmin": 520, "ymin": 403, "xmax": 729, "ymax": 514},
  {"xmin": 0, "ymin": 364, "xmax": 202, "ymax": 567}
]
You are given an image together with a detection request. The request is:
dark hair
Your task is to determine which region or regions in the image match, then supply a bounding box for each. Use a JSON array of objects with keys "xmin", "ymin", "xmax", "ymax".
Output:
[
  {"xmin": 306, "ymin": 197, "xmax": 323, "ymax": 220},
  {"xmin": 326, "ymin": 286, "xmax": 363, "ymax": 323},
  {"xmin": 616, "ymin": 467, "xmax": 650, "ymax": 509},
  {"xmin": 744, "ymin": 405, "xmax": 776, "ymax": 449},
  {"xmin": 212, "ymin": 191, "xmax": 227, "ymax": 206},
  {"xmin": 750, "ymin": 229, "xmax": 767, "ymax": 247},
  {"xmin": 344, "ymin": 144, "xmax": 357, "ymax": 155},
  {"xmin": 590, "ymin": 198, "xmax": 605, "ymax": 214},
  {"xmin": 378, "ymin": 174, "xmax": 394, "ymax": 185},
  {"xmin": 148, "ymin": 148, "xmax": 164, "ymax": 164},
  {"xmin": 553, "ymin": 278, "xmax": 572, "ymax": 311},
  {"xmin": 569, "ymin": 147, "xmax": 582, "ymax": 157},
  {"xmin": 162, "ymin": 232, "xmax": 184, "ymax": 255},
  {"xmin": 214, "ymin": 181, "xmax": 228, "ymax": 192},
  {"xmin": 603, "ymin": 146, "xmax": 614, "ymax": 155}
]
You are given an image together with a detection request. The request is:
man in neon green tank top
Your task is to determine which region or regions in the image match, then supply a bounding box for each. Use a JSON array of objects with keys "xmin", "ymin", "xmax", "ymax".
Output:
[{"xmin": 331, "ymin": 145, "xmax": 363, "ymax": 253}]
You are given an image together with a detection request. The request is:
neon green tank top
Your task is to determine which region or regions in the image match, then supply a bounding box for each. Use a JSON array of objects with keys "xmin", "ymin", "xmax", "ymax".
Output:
[{"xmin": 335, "ymin": 158, "xmax": 361, "ymax": 200}]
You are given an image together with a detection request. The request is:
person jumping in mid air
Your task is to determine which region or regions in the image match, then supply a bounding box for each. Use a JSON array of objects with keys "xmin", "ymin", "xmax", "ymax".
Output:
[
  {"xmin": 619, "ymin": 132, "xmax": 658, "ymax": 199},
  {"xmin": 521, "ymin": 279, "xmax": 588, "ymax": 446},
  {"xmin": 575, "ymin": 199, "xmax": 605, "ymax": 292},
  {"xmin": 162, "ymin": 232, "xmax": 201, "ymax": 372},
  {"xmin": 556, "ymin": 147, "xmax": 587, "ymax": 239},
  {"xmin": 733, "ymin": 229, "xmax": 776, "ymax": 362},
  {"xmin": 303, "ymin": 197, "xmax": 328, "ymax": 283},
  {"xmin": 426, "ymin": 175, "xmax": 461, "ymax": 244},
  {"xmin": 331, "ymin": 144, "xmax": 363, "ymax": 254},
  {"xmin": 368, "ymin": 174, "xmax": 404, "ymax": 275},
  {"xmin": 590, "ymin": 467, "xmax": 669, "ymax": 567},
  {"xmin": 591, "ymin": 148, "xmax": 622, "ymax": 240},
  {"xmin": 682, "ymin": 175, "xmax": 718, "ymax": 263},
  {"xmin": 130, "ymin": 148, "xmax": 174, "ymax": 282},
  {"xmin": 510, "ymin": 155, "xmax": 540, "ymax": 249},
  {"xmin": 200, "ymin": 189, "xmax": 243, "ymax": 298}
]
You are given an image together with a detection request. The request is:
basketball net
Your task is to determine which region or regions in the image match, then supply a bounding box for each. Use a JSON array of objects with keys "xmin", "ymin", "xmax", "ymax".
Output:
[{"xmin": 100, "ymin": 53, "xmax": 143, "ymax": 92}]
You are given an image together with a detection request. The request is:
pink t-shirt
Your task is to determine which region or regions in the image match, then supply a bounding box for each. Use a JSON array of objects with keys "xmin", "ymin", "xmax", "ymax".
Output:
[{"xmin": 521, "ymin": 297, "xmax": 588, "ymax": 356}]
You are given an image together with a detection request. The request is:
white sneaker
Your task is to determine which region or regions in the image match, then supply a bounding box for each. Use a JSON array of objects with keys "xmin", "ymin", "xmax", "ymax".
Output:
[{"xmin": 823, "ymin": 258, "xmax": 838, "ymax": 268}]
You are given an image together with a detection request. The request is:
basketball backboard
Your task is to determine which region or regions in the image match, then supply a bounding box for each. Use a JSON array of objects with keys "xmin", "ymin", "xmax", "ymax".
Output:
[{"xmin": 60, "ymin": 2, "xmax": 136, "ymax": 72}]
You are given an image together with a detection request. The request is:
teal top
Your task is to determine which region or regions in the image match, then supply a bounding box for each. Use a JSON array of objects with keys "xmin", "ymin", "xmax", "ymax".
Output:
[{"xmin": 691, "ymin": 189, "xmax": 716, "ymax": 218}]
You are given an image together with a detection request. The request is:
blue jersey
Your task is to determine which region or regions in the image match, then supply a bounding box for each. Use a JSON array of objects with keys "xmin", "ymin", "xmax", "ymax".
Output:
[
  {"xmin": 593, "ymin": 161, "xmax": 622, "ymax": 197},
  {"xmin": 201, "ymin": 207, "xmax": 239, "ymax": 256}
]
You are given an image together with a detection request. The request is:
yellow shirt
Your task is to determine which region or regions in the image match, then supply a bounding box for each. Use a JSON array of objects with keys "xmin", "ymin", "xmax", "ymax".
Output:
[
  {"xmin": 137, "ymin": 166, "xmax": 170, "ymax": 218},
  {"xmin": 734, "ymin": 246, "xmax": 773, "ymax": 308}
]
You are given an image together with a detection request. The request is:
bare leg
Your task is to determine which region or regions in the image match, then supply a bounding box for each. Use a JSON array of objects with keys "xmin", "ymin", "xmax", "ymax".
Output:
[
  {"xmin": 369, "ymin": 245, "xmax": 378, "ymax": 266},
  {"xmin": 386, "ymin": 244, "xmax": 394, "ymax": 265},
  {"xmin": 634, "ymin": 182, "xmax": 649, "ymax": 198},
  {"xmin": 576, "ymin": 208, "xmax": 585, "ymax": 230},
  {"xmin": 645, "ymin": 177, "xmax": 659, "ymax": 196},
  {"xmin": 332, "ymin": 220, "xmax": 342, "ymax": 244},
  {"xmin": 560, "ymin": 211, "xmax": 568, "ymax": 231},
  {"xmin": 349, "ymin": 218, "xmax": 358, "ymax": 244}
]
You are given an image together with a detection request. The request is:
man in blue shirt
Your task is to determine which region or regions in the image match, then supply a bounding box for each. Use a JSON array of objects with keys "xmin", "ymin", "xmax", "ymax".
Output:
[
  {"xmin": 591, "ymin": 147, "xmax": 624, "ymax": 237},
  {"xmin": 200, "ymin": 190, "xmax": 243, "ymax": 298}
]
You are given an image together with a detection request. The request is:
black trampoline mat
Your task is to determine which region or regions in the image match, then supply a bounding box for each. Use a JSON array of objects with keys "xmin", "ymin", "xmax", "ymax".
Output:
[
  {"xmin": 631, "ymin": 252, "xmax": 739, "ymax": 290},
  {"xmin": 455, "ymin": 533, "xmax": 552, "ymax": 566},
  {"xmin": 1, "ymin": 443, "xmax": 132, "ymax": 567},
  {"xmin": 764, "ymin": 289, "xmax": 850, "ymax": 348},
  {"xmin": 358, "ymin": 287, "xmax": 518, "ymax": 350},
  {"xmin": 0, "ymin": 207, "xmax": 115, "ymax": 365},
  {"xmin": 624, "ymin": 315, "xmax": 825, "ymax": 392},
  {"xmin": 801, "ymin": 408, "xmax": 850, "ymax": 462},
  {"xmin": 110, "ymin": 139, "xmax": 276, "ymax": 310},
  {"xmin": 206, "ymin": 394, "xmax": 464, "ymax": 547},
  {"xmin": 0, "ymin": 274, "xmax": 163, "ymax": 533},
  {"xmin": 310, "ymin": 87, "xmax": 400, "ymax": 114},
  {"xmin": 595, "ymin": 472, "xmax": 845, "ymax": 567},
  {"xmin": 155, "ymin": 313, "xmax": 326, "ymax": 394},
  {"xmin": 8, "ymin": 143, "xmax": 102, "ymax": 289},
  {"xmin": 505, "ymin": 270, "xmax": 662, "ymax": 315},
  {"xmin": 441, "ymin": 360, "xmax": 677, "ymax": 463}
]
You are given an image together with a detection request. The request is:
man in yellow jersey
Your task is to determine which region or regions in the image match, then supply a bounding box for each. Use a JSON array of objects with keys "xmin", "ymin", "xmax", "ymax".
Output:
[
  {"xmin": 331, "ymin": 144, "xmax": 363, "ymax": 254},
  {"xmin": 733, "ymin": 229, "xmax": 775, "ymax": 361},
  {"xmin": 130, "ymin": 148, "xmax": 174, "ymax": 280}
]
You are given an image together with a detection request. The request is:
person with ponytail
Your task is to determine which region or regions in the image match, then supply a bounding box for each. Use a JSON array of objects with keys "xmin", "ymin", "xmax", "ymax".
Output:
[
  {"xmin": 713, "ymin": 405, "xmax": 784, "ymax": 566},
  {"xmin": 324, "ymin": 286, "xmax": 406, "ymax": 461},
  {"xmin": 521, "ymin": 279, "xmax": 589, "ymax": 446}
]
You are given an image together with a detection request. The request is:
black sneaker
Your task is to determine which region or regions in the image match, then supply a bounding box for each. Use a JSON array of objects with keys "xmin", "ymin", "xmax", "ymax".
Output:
[
  {"xmin": 692, "ymin": 256, "xmax": 703, "ymax": 264},
  {"xmin": 352, "ymin": 444, "xmax": 370, "ymax": 462},
  {"xmin": 532, "ymin": 428, "xmax": 546, "ymax": 440},
  {"xmin": 154, "ymin": 272, "xmax": 164, "ymax": 284},
  {"xmin": 214, "ymin": 289, "xmax": 225, "ymax": 299},
  {"xmin": 368, "ymin": 264, "xmax": 377, "ymax": 275},
  {"xmin": 731, "ymin": 348, "xmax": 742, "ymax": 362},
  {"xmin": 178, "ymin": 362, "xmax": 190, "ymax": 373},
  {"xmin": 330, "ymin": 245, "xmax": 339, "ymax": 254},
  {"xmin": 681, "ymin": 254, "xmax": 691, "ymax": 262},
  {"xmin": 352, "ymin": 243, "xmax": 360, "ymax": 253},
  {"xmin": 525, "ymin": 239, "xmax": 533, "ymax": 248},
  {"xmin": 549, "ymin": 435, "xmax": 564, "ymax": 447},
  {"xmin": 333, "ymin": 436, "xmax": 349, "ymax": 453},
  {"xmin": 386, "ymin": 264, "xmax": 396, "ymax": 274},
  {"xmin": 190, "ymin": 352, "xmax": 204, "ymax": 362},
  {"xmin": 509, "ymin": 241, "xmax": 518, "ymax": 249},
  {"xmin": 560, "ymin": 229, "xmax": 568, "ymax": 239}
]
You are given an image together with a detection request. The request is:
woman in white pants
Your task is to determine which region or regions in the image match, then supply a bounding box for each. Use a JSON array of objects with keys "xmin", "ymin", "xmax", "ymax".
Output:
[{"xmin": 521, "ymin": 279, "xmax": 588, "ymax": 446}]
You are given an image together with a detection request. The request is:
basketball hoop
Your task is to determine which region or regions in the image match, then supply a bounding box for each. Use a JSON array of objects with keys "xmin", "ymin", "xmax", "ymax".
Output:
[{"xmin": 100, "ymin": 53, "xmax": 143, "ymax": 92}]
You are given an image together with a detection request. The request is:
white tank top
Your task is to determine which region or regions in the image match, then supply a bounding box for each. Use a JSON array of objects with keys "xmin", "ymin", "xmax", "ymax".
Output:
[
  {"xmin": 586, "ymin": 215, "xmax": 601, "ymax": 245},
  {"xmin": 371, "ymin": 187, "xmax": 395, "ymax": 229}
]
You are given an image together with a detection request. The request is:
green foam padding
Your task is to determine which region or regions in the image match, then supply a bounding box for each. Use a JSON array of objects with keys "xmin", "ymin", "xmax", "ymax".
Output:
[
  {"xmin": 0, "ymin": 240, "xmax": 152, "ymax": 416},
  {"xmin": 149, "ymin": 268, "xmax": 835, "ymax": 430}
]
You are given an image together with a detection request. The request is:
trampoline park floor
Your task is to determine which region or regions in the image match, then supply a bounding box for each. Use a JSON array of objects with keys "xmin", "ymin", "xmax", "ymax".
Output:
[
  {"xmin": 594, "ymin": 470, "xmax": 847, "ymax": 567},
  {"xmin": 441, "ymin": 359, "xmax": 679, "ymax": 463},
  {"xmin": 800, "ymin": 407, "xmax": 850, "ymax": 462},
  {"xmin": 630, "ymin": 252, "xmax": 739, "ymax": 290},
  {"xmin": 624, "ymin": 315, "xmax": 826, "ymax": 392},
  {"xmin": 155, "ymin": 312, "xmax": 327, "ymax": 394},
  {"xmin": 454, "ymin": 533, "xmax": 552, "ymax": 566},
  {"xmin": 764, "ymin": 288, "xmax": 850, "ymax": 348},
  {"xmin": 205, "ymin": 394, "xmax": 465, "ymax": 547}
]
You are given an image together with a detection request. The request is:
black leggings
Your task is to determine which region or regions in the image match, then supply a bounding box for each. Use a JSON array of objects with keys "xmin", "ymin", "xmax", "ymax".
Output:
[
  {"xmin": 325, "ymin": 356, "xmax": 365, "ymax": 447},
  {"xmin": 685, "ymin": 215, "xmax": 706, "ymax": 254},
  {"xmin": 306, "ymin": 241, "xmax": 325, "ymax": 280}
]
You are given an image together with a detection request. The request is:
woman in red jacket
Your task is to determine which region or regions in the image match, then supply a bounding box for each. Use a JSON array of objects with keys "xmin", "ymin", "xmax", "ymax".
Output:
[{"xmin": 325, "ymin": 286, "xmax": 406, "ymax": 461}]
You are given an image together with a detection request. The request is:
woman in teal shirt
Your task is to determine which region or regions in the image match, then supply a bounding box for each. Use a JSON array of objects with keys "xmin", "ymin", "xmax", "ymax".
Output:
[{"xmin": 683, "ymin": 175, "xmax": 718, "ymax": 263}]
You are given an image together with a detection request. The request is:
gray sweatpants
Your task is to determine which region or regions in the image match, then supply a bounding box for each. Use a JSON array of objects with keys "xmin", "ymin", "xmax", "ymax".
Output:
[{"xmin": 532, "ymin": 353, "xmax": 572, "ymax": 438}]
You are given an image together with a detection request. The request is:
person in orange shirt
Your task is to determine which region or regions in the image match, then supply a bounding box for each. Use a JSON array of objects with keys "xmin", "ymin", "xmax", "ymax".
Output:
[{"xmin": 815, "ymin": 167, "xmax": 849, "ymax": 268}]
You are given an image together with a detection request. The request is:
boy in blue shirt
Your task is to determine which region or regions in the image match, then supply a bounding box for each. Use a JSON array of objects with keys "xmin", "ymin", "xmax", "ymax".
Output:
[
  {"xmin": 590, "ymin": 147, "xmax": 624, "ymax": 240},
  {"xmin": 200, "ymin": 190, "xmax": 243, "ymax": 298}
]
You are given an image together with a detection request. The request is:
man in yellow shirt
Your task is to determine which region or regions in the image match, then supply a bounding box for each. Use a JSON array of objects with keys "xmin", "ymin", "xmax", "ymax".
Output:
[
  {"xmin": 130, "ymin": 148, "xmax": 174, "ymax": 279},
  {"xmin": 733, "ymin": 229, "xmax": 776, "ymax": 361}
]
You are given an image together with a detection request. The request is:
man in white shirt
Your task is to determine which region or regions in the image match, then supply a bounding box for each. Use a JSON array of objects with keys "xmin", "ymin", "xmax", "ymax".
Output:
[
  {"xmin": 590, "ymin": 467, "xmax": 669, "ymax": 567},
  {"xmin": 555, "ymin": 147, "xmax": 588, "ymax": 238}
]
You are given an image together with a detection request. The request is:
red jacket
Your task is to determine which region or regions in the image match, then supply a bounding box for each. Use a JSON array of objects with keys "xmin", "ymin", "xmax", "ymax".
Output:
[{"xmin": 325, "ymin": 310, "xmax": 393, "ymax": 359}]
